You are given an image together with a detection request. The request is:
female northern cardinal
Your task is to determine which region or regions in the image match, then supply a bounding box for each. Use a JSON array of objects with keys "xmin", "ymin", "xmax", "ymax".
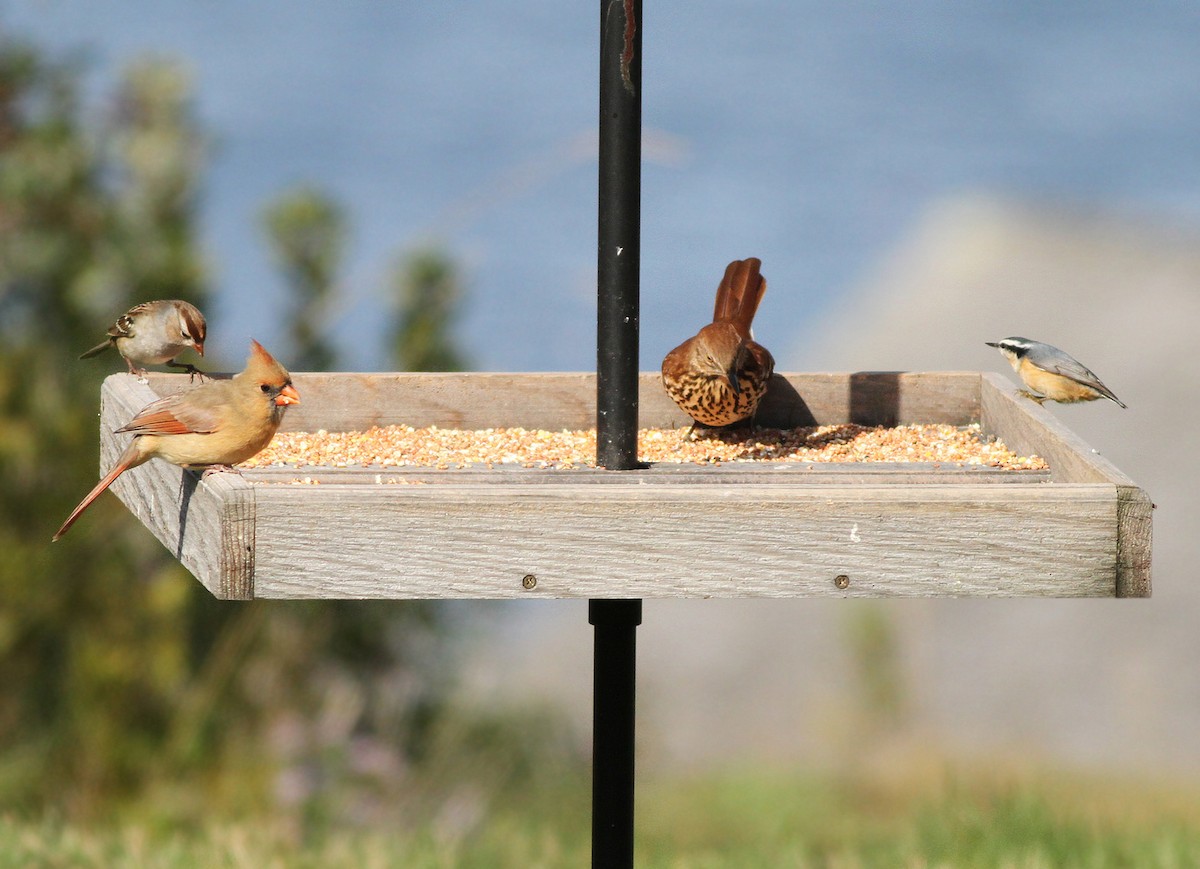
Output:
[
  {"xmin": 53, "ymin": 339, "xmax": 299, "ymax": 541},
  {"xmin": 80, "ymin": 299, "xmax": 207, "ymax": 380}
]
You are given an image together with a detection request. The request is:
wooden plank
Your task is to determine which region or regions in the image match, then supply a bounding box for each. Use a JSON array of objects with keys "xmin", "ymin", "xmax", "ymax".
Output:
[
  {"xmin": 981, "ymin": 373, "xmax": 1152, "ymax": 598},
  {"xmin": 143, "ymin": 371, "xmax": 605, "ymax": 432},
  {"xmin": 101, "ymin": 375, "xmax": 255, "ymax": 599},
  {"xmin": 140, "ymin": 370, "xmax": 983, "ymax": 431},
  {"xmin": 242, "ymin": 463, "xmax": 1051, "ymax": 486},
  {"xmin": 1115, "ymin": 484, "xmax": 1153, "ymax": 598},
  {"xmin": 979, "ymin": 373, "xmax": 1134, "ymax": 485},
  {"xmin": 202, "ymin": 473, "xmax": 256, "ymax": 600},
  {"xmin": 756, "ymin": 371, "xmax": 981, "ymax": 428},
  {"xmin": 249, "ymin": 482, "xmax": 1115, "ymax": 600}
]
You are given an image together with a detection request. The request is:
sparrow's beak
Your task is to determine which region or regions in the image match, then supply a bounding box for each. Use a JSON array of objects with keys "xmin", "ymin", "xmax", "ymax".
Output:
[
  {"xmin": 276, "ymin": 384, "xmax": 301, "ymax": 406},
  {"xmin": 195, "ymin": 341, "xmax": 205, "ymax": 357}
]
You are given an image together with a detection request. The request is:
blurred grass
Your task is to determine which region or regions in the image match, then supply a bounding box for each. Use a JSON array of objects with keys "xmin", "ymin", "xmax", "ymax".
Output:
[{"xmin": 3, "ymin": 762, "xmax": 1199, "ymax": 868}]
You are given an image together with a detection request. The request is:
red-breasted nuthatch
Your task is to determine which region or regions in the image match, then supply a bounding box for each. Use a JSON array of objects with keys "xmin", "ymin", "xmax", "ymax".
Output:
[{"xmin": 986, "ymin": 337, "xmax": 1126, "ymax": 408}]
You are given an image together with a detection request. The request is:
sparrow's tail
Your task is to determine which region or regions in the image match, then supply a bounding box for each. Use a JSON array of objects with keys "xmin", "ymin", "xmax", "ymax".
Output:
[
  {"xmin": 79, "ymin": 339, "xmax": 114, "ymax": 360},
  {"xmin": 712, "ymin": 257, "xmax": 767, "ymax": 334},
  {"xmin": 52, "ymin": 441, "xmax": 144, "ymax": 541}
]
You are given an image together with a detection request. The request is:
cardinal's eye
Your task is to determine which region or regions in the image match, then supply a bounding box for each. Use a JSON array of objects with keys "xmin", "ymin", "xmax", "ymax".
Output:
[{"xmin": 260, "ymin": 384, "xmax": 271, "ymax": 393}]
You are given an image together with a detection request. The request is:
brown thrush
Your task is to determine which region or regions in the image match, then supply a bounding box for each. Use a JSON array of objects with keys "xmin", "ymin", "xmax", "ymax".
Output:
[{"xmin": 661, "ymin": 257, "xmax": 775, "ymax": 435}]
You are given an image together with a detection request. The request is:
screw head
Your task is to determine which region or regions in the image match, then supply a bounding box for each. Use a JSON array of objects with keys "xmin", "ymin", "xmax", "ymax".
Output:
[
  {"xmin": 522, "ymin": 574, "xmax": 537, "ymax": 590},
  {"xmin": 834, "ymin": 574, "xmax": 850, "ymax": 590}
]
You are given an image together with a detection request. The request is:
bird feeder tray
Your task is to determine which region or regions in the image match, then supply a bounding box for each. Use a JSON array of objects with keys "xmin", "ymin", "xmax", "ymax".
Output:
[{"xmin": 97, "ymin": 371, "xmax": 1151, "ymax": 600}]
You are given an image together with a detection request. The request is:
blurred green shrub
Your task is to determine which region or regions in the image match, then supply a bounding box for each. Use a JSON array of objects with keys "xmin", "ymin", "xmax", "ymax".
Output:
[
  {"xmin": 0, "ymin": 33, "xmax": 568, "ymax": 830},
  {"xmin": 0, "ymin": 39, "xmax": 218, "ymax": 819},
  {"xmin": 388, "ymin": 246, "xmax": 470, "ymax": 372},
  {"xmin": 261, "ymin": 187, "xmax": 344, "ymax": 371}
]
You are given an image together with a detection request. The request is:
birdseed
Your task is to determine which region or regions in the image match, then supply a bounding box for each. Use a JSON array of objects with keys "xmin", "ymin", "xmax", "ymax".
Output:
[{"xmin": 241, "ymin": 423, "xmax": 1047, "ymax": 471}]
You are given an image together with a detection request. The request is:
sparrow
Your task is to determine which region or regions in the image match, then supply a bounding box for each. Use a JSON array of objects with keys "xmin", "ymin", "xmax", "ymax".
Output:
[
  {"xmin": 53, "ymin": 339, "xmax": 299, "ymax": 541},
  {"xmin": 661, "ymin": 257, "xmax": 775, "ymax": 437},
  {"xmin": 80, "ymin": 299, "xmax": 207, "ymax": 380},
  {"xmin": 987, "ymin": 337, "xmax": 1126, "ymax": 408}
]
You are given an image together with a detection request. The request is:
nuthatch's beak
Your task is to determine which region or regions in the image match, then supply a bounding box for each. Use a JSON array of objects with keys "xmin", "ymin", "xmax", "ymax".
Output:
[
  {"xmin": 985, "ymin": 342, "xmax": 999, "ymax": 348},
  {"xmin": 275, "ymin": 384, "xmax": 301, "ymax": 406}
]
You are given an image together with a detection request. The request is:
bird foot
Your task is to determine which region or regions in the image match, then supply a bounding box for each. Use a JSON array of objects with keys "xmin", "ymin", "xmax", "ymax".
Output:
[
  {"xmin": 123, "ymin": 357, "xmax": 149, "ymax": 382},
  {"xmin": 200, "ymin": 464, "xmax": 241, "ymax": 479},
  {"xmin": 1016, "ymin": 389, "xmax": 1047, "ymax": 405},
  {"xmin": 167, "ymin": 360, "xmax": 207, "ymax": 382}
]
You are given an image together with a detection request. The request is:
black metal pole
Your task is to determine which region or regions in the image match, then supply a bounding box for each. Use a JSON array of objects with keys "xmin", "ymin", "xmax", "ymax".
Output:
[
  {"xmin": 597, "ymin": 0, "xmax": 642, "ymax": 470},
  {"xmin": 590, "ymin": 599, "xmax": 642, "ymax": 868},
  {"xmin": 594, "ymin": 3, "xmax": 643, "ymax": 864}
]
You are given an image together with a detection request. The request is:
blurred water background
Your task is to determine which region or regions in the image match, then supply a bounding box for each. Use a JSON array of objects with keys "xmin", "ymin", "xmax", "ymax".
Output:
[
  {"xmin": 7, "ymin": 1, "xmax": 1199, "ymax": 371},
  {"xmin": 4, "ymin": 0, "xmax": 1200, "ymax": 840}
]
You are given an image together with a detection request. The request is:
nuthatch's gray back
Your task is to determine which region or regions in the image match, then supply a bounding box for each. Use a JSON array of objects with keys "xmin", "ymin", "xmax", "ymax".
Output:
[{"xmin": 986, "ymin": 337, "xmax": 1126, "ymax": 408}]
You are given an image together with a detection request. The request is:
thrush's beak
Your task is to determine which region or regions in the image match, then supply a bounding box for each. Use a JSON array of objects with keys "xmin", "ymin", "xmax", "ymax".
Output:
[
  {"xmin": 275, "ymin": 384, "xmax": 301, "ymax": 406},
  {"xmin": 725, "ymin": 368, "xmax": 742, "ymax": 396}
]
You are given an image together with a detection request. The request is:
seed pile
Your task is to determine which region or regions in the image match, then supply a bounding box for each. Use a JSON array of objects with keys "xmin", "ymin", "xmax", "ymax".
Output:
[{"xmin": 242, "ymin": 423, "xmax": 1047, "ymax": 471}]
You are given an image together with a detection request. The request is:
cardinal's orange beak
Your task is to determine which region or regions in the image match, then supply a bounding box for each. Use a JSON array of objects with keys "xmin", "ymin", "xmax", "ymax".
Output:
[{"xmin": 276, "ymin": 384, "xmax": 301, "ymax": 406}]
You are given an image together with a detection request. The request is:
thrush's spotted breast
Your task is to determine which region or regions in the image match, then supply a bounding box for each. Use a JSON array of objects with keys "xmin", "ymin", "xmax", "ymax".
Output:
[{"xmin": 661, "ymin": 257, "xmax": 775, "ymax": 434}]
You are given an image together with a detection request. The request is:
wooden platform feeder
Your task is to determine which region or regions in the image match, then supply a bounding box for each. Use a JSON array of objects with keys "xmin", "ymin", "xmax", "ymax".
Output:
[{"xmin": 98, "ymin": 369, "xmax": 1151, "ymax": 601}]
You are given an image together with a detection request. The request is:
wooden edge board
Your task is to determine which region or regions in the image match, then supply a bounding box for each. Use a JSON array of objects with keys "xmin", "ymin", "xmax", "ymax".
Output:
[
  {"xmin": 1115, "ymin": 484, "xmax": 1153, "ymax": 598},
  {"xmin": 202, "ymin": 472, "xmax": 256, "ymax": 600},
  {"xmin": 730, "ymin": 370, "xmax": 983, "ymax": 429},
  {"xmin": 241, "ymin": 463, "xmax": 1051, "ymax": 486},
  {"xmin": 979, "ymin": 373, "xmax": 1134, "ymax": 485},
  {"xmin": 101, "ymin": 375, "xmax": 255, "ymax": 599},
  {"xmin": 138, "ymin": 370, "xmax": 984, "ymax": 431},
  {"xmin": 246, "ymin": 479, "xmax": 1105, "ymax": 503},
  {"xmin": 980, "ymin": 373, "xmax": 1151, "ymax": 597},
  {"xmin": 248, "ymin": 481, "xmax": 1116, "ymax": 599}
]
